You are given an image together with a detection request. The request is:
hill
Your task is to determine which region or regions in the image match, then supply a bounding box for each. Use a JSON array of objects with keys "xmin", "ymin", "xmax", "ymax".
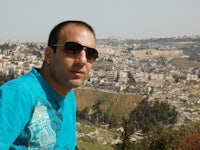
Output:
[{"xmin": 74, "ymin": 88, "xmax": 144, "ymax": 123}]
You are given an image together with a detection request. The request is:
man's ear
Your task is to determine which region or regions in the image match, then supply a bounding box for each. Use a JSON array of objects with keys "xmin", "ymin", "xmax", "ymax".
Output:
[{"xmin": 44, "ymin": 47, "xmax": 54, "ymax": 64}]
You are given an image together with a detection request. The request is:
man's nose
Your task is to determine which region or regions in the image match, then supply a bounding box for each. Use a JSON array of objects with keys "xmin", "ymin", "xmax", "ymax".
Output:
[{"xmin": 75, "ymin": 49, "xmax": 87, "ymax": 64}]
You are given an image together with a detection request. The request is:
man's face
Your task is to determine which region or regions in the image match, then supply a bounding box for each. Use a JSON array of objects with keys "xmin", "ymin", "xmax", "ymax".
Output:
[{"xmin": 48, "ymin": 24, "xmax": 96, "ymax": 90}]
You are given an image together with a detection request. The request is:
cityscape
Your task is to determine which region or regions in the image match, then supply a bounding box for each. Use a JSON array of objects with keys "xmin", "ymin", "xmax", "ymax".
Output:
[
  {"xmin": 1, "ymin": 36, "xmax": 200, "ymax": 123},
  {"xmin": 1, "ymin": 0, "xmax": 200, "ymax": 148},
  {"xmin": 1, "ymin": 35, "xmax": 200, "ymax": 147}
]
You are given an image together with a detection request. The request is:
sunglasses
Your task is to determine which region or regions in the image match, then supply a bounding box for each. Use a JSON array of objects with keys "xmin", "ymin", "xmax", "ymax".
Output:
[{"xmin": 50, "ymin": 42, "xmax": 98, "ymax": 60}]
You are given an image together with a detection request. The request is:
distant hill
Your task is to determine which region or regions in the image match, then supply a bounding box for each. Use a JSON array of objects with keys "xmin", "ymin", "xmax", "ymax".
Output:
[
  {"xmin": 170, "ymin": 57, "xmax": 200, "ymax": 70},
  {"xmin": 74, "ymin": 88, "xmax": 144, "ymax": 123}
]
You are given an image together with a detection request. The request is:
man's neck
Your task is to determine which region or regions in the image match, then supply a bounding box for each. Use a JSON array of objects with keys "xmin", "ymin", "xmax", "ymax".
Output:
[{"xmin": 39, "ymin": 67, "xmax": 71, "ymax": 97}]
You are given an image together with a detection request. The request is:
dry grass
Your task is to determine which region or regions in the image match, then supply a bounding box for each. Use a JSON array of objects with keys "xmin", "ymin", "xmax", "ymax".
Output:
[{"xmin": 74, "ymin": 88, "xmax": 144, "ymax": 122}]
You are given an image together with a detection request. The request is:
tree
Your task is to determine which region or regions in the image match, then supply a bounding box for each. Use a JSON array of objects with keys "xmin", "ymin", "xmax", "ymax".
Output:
[
  {"xmin": 178, "ymin": 133, "xmax": 200, "ymax": 150},
  {"xmin": 115, "ymin": 118, "xmax": 132, "ymax": 150}
]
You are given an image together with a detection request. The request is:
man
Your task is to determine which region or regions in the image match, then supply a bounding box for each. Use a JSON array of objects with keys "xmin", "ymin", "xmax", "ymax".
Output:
[{"xmin": 0, "ymin": 20, "xmax": 98, "ymax": 149}]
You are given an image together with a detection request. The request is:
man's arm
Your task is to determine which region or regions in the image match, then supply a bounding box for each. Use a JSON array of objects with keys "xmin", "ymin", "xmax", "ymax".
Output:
[{"xmin": 0, "ymin": 86, "xmax": 32, "ymax": 149}]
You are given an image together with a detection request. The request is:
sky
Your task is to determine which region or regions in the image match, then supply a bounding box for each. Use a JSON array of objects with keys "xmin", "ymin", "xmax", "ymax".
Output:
[{"xmin": 0, "ymin": 0, "xmax": 200, "ymax": 42}]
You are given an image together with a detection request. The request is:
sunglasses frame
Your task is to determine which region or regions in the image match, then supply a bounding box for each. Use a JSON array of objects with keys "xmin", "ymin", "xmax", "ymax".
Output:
[{"xmin": 50, "ymin": 42, "xmax": 98, "ymax": 60}]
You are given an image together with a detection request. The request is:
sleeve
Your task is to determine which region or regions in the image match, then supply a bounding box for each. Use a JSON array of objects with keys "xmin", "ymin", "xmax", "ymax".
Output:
[
  {"xmin": 68, "ymin": 90, "xmax": 77, "ymax": 149},
  {"xmin": 0, "ymin": 85, "xmax": 33, "ymax": 149},
  {"xmin": 71, "ymin": 90, "xmax": 77, "ymax": 146}
]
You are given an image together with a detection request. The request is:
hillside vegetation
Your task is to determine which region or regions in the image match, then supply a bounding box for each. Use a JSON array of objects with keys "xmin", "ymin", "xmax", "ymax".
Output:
[
  {"xmin": 170, "ymin": 58, "xmax": 200, "ymax": 70},
  {"xmin": 74, "ymin": 88, "xmax": 144, "ymax": 123}
]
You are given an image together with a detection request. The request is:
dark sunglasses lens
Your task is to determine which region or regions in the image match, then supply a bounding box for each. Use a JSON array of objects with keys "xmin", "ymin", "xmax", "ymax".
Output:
[
  {"xmin": 64, "ymin": 42, "xmax": 82, "ymax": 54},
  {"xmin": 87, "ymin": 48, "xmax": 98, "ymax": 60},
  {"xmin": 64, "ymin": 42, "xmax": 98, "ymax": 60}
]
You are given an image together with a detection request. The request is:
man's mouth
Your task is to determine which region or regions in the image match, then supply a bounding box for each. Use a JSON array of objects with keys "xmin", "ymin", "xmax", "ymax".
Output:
[{"xmin": 71, "ymin": 70, "xmax": 84, "ymax": 78}]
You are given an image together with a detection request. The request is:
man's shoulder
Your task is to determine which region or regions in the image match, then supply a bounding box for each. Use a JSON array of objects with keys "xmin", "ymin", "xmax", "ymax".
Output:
[
  {"xmin": 66, "ymin": 90, "xmax": 76, "ymax": 99},
  {"xmin": 1, "ymin": 68, "xmax": 39, "ymax": 90}
]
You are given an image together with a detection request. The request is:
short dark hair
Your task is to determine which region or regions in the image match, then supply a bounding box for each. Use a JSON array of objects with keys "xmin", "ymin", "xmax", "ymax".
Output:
[{"xmin": 48, "ymin": 20, "xmax": 95, "ymax": 52}]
